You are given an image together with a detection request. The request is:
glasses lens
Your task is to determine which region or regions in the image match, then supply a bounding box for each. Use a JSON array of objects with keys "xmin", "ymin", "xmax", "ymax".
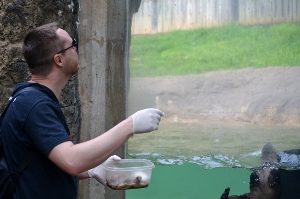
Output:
[
  {"xmin": 57, "ymin": 38, "xmax": 78, "ymax": 54},
  {"xmin": 72, "ymin": 39, "xmax": 78, "ymax": 49}
]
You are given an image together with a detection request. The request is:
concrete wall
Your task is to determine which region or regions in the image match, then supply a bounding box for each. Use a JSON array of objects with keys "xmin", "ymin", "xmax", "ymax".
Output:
[
  {"xmin": 131, "ymin": 0, "xmax": 300, "ymax": 34},
  {"xmin": 0, "ymin": 0, "xmax": 81, "ymax": 141}
]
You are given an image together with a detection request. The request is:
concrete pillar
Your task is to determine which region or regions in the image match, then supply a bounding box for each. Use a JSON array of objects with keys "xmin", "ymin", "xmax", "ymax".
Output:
[{"xmin": 78, "ymin": 0, "xmax": 135, "ymax": 198}]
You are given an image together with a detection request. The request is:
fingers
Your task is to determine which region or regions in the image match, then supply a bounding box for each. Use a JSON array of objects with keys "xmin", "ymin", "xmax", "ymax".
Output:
[
  {"xmin": 131, "ymin": 108, "xmax": 164, "ymax": 134},
  {"xmin": 156, "ymin": 109, "xmax": 164, "ymax": 117},
  {"xmin": 147, "ymin": 108, "xmax": 165, "ymax": 117},
  {"xmin": 151, "ymin": 109, "xmax": 164, "ymax": 130},
  {"xmin": 94, "ymin": 176, "xmax": 106, "ymax": 185},
  {"xmin": 106, "ymin": 155, "xmax": 121, "ymax": 164},
  {"xmin": 111, "ymin": 155, "xmax": 121, "ymax": 161},
  {"xmin": 145, "ymin": 108, "xmax": 164, "ymax": 132}
]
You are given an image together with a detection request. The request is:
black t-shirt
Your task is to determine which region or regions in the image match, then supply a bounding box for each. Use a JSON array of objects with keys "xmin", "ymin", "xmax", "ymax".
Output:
[{"xmin": 1, "ymin": 83, "xmax": 77, "ymax": 199}]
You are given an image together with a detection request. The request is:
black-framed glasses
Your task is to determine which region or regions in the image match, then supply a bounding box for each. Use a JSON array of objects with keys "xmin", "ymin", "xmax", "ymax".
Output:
[{"xmin": 57, "ymin": 38, "xmax": 78, "ymax": 54}]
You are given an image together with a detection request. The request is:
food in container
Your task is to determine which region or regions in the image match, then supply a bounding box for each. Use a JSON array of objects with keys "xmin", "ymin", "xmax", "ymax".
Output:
[{"xmin": 104, "ymin": 159, "xmax": 154, "ymax": 190}]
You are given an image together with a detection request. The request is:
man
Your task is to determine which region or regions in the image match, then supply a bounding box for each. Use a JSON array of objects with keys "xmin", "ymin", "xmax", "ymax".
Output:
[{"xmin": 1, "ymin": 22, "xmax": 164, "ymax": 198}]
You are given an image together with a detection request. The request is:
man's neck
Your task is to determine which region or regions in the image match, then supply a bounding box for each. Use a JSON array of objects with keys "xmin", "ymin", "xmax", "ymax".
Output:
[{"xmin": 30, "ymin": 73, "xmax": 68, "ymax": 99}]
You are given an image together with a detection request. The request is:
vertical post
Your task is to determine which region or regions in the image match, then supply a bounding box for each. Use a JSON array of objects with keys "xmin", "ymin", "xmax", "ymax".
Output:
[{"xmin": 78, "ymin": 0, "xmax": 131, "ymax": 198}]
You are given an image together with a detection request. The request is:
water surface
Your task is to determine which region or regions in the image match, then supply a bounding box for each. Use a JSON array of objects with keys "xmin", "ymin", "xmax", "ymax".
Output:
[{"xmin": 126, "ymin": 121, "xmax": 300, "ymax": 198}]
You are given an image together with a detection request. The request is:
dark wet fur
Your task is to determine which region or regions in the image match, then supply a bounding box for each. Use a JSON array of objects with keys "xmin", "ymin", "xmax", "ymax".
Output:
[
  {"xmin": 220, "ymin": 187, "xmax": 250, "ymax": 199},
  {"xmin": 220, "ymin": 143, "xmax": 282, "ymax": 199}
]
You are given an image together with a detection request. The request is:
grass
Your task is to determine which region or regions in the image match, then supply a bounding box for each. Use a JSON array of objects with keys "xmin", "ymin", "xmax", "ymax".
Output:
[{"xmin": 129, "ymin": 22, "xmax": 300, "ymax": 77}]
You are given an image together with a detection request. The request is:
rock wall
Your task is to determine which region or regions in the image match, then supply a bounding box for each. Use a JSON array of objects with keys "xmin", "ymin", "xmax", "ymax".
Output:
[
  {"xmin": 128, "ymin": 67, "xmax": 300, "ymax": 127},
  {"xmin": 0, "ymin": 0, "xmax": 80, "ymax": 142}
]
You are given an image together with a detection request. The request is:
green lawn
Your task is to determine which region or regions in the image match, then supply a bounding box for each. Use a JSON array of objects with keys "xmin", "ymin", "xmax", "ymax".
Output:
[{"xmin": 130, "ymin": 22, "xmax": 300, "ymax": 77}]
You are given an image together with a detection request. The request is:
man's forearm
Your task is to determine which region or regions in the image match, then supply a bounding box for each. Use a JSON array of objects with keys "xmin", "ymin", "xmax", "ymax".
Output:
[{"xmin": 48, "ymin": 117, "xmax": 133, "ymax": 175}]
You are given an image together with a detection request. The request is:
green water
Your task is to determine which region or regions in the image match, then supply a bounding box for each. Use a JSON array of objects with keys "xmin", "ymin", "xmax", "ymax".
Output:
[
  {"xmin": 126, "ymin": 121, "xmax": 300, "ymax": 199},
  {"xmin": 126, "ymin": 164, "xmax": 250, "ymax": 199},
  {"xmin": 128, "ymin": 122, "xmax": 300, "ymax": 168}
]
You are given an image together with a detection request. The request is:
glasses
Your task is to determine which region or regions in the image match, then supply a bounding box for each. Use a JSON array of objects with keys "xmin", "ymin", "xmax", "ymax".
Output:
[{"xmin": 57, "ymin": 38, "xmax": 78, "ymax": 54}]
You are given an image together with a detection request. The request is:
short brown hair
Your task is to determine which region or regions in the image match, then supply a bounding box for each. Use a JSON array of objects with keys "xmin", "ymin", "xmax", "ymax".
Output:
[{"xmin": 23, "ymin": 22, "xmax": 64, "ymax": 75}]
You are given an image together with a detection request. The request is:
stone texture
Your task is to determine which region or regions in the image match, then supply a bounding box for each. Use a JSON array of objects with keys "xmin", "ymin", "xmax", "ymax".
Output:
[
  {"xmin": 128, "ymin": 67, "xmax": 300, "ymax": 127},
  {"xmin": 0, "ymin": 0, "xmax": 80, "ymax": 142}
]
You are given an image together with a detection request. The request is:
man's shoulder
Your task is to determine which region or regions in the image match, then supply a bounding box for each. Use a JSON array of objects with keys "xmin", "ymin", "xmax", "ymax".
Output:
[
  {"xmin": 10, "ymin": 83, "xmax": 59, "ymax": 116},
  {"xmin": 12, "ymin": 82, "xmax": 58, "ymax": 103}
]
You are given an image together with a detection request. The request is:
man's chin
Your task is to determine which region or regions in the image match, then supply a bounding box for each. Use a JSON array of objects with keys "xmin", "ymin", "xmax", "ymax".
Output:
[{"xmin": 71, "ymin": 67, "xmax": 79, "ymax": 75}]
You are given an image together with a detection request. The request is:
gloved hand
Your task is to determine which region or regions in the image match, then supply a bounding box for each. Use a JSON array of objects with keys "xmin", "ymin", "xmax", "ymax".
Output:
[
  {"xmin": 130, "ymin": 108, "xmax": 164, "ymax": 134},
  {"xmin": 88, "ymin": 155, "xmax": 121, "ymax": 185}
]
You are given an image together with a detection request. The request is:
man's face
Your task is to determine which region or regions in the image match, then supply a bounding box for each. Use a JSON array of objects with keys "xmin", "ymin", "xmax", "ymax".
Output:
[{"xmin": 56, "ymin": 28, "xmax": 79, "ymax": 76}]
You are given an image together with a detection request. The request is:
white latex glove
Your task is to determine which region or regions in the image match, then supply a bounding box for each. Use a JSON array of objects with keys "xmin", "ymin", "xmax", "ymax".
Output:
[
  {"xmin": 130, "ymin": 108, "xmax": 164, "ymax": 134},
  {"xmin": 88, "ymin": 155, "xmax": 121, "ymax": 185}
]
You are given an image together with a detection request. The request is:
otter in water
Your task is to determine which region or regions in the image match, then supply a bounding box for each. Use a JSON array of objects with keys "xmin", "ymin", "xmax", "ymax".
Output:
[
  {"xmin": 219, "ymin": 165, "xmax": 280, "ymax": 199},
  {"xmin": 220, "ymin": 143, "xmax": 281, "ymax": 199}
]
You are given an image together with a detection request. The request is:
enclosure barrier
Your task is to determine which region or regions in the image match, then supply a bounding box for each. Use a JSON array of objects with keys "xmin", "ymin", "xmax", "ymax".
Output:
[{"xmin": 131, "ymin": 0, "xmax": 300, "ymax": 34}]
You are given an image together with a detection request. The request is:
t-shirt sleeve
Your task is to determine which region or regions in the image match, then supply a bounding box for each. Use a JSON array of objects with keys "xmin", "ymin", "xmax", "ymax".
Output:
[{"xmin": 25, "ymin": 100, "xmax": 70, "ymax": 156}]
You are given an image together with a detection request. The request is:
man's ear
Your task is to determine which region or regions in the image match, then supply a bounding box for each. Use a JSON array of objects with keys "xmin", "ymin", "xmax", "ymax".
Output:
[{"xmin": 53, "ymin": 54, "xmax": 64, "ymax": 68}]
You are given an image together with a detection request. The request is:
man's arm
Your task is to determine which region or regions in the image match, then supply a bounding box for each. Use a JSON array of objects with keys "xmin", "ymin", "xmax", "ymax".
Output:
[
  {"xmin": 48, "ymin": 117, "xmax": 132, "ymax": 176},
  {"xmin": 48, "ymin": 108, "xmax": 163, "ymax": 176}
]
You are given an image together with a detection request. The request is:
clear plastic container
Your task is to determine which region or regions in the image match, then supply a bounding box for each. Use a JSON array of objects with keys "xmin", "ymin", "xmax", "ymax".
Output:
[{"xmin": 104, "ymin": 159, "xmax": 154, "ymax": 190}]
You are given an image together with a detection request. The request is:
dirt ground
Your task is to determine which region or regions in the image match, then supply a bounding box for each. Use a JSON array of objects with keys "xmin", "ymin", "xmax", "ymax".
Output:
[{"xmin": 128, "ymin": 67, "xmax": 300, "ymax": 127}]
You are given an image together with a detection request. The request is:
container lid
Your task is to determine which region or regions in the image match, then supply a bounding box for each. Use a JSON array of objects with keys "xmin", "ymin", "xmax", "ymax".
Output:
[{"xmin": 104, "ymin": 159, "xmax": 154, "ymax": 171}]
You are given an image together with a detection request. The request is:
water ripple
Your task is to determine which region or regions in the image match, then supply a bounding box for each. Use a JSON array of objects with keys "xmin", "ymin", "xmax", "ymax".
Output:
[{"xmin": 128, "ymin": 153, "xmax": 244, "ymax": 168}]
